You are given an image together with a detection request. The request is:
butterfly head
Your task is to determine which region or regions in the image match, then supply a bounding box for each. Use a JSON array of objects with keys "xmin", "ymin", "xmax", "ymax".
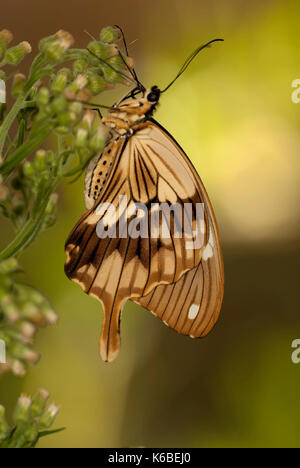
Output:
[{"xmin": 144, "ymin": 86, "xmax": 161, "ymax": 104}]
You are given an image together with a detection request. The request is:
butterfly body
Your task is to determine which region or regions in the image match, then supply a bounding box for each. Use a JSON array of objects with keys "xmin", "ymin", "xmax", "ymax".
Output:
[{"xmin": 65, "ymin": 43, "xmax": 224, "ymax": 363}]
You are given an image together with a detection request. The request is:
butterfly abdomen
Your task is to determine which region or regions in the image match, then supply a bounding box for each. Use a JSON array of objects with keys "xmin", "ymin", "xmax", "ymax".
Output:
[{"xmin": 84, "ymin": 140, "xmax": 121, "ymax": 209}]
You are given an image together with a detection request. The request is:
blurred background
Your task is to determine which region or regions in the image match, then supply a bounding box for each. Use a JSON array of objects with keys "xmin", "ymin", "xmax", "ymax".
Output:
[{"xmin": 0, "ymin": 0, "xmax": 300, "ymax": 448}]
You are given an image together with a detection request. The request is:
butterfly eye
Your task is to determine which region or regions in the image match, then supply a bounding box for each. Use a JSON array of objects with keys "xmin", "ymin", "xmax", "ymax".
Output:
[{"xmin": 147, "ymin": 92, "xmax": 158, "ymax": 102}]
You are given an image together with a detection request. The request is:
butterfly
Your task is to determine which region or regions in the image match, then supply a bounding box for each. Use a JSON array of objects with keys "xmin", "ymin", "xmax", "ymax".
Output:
[{"xmin": 65, "ymin": 29, "xmax": 224, "ymax": 362}]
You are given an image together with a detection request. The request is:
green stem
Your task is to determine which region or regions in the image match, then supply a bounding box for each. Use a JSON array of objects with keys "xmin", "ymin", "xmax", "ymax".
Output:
[
  {"xmin": 0, "ymin": 94, "xmax": 25, "ymax": 155},
  {"xmin": 0, "ymin": 178, "xmax": 60, "ymax": 261},
  {"xmin": 0, "ymin": 120, "xmax": 53, "ymax": 180},
  {"xmin": 0, "ymin": 57, "xmax": 51, "ymax": 156}
]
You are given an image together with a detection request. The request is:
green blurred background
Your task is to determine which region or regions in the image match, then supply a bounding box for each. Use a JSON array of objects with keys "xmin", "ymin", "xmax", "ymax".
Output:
[{"xmin": 1, "ymin": 0, "xmax": 300, "ymax": 448}]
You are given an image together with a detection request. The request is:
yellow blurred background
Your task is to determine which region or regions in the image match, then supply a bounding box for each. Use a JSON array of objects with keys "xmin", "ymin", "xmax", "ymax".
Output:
[{"xmin": 0, "ymin": 0, "xmax": 300, "ymax": 448}]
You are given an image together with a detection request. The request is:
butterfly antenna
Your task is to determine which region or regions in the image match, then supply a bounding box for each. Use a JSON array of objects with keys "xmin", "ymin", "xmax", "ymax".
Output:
[
  {"xmin": 114, "ymin": 25, "xmax": 145, "ymax": 91},
  {"xmin": 114, "ymin": 24, "xmax": 129, "ymax": 56},
  {"xmin": 161, "ymin": 38, "xmax": 224, "ymax": 93},
  {"xmin": 87, "ymin": 48, "xmax": 137, "ymax": 86}
]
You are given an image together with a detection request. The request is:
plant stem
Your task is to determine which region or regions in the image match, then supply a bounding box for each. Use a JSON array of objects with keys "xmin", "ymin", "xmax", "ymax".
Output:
[
  {"xmin": 0, "ymin": 177, "xmax": 60, "ymax": 261},
  {"xmin": 0, "ymin": 121, "xmax": 53, "ymax": 180},
  {"xmin": 0, "ymin": 94, "xmax": 25, "ymax": 155}
]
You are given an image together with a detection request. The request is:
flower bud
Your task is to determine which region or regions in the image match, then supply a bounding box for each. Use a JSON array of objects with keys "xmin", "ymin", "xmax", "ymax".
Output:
[
  {"xmin": 51, "ymin": 95, "xmax": 68, "ymax": 114},
  {"xmin": 54, "ymin": 125, "xmax": 70, "ymax": 135},
  {"xmin": 5, "ymin": 41, "xmax": 32, "ymax": 65},
  {"xmin": 43, "ymin": 42, "xmax": 63, "ymax": 62},
  {"xmin": 39, "ymin": 33, "xmax": 56, "ymax": 52},
  {"xmin": 88, "ymin": 41, "xmax": 118, "ymax": 61},
  {"xmin": 56, "ymin": 30, "xmax": 74, "ymax": 50},
  {"xmin": 10, "ymin": 342, "xmax": 40, "ymax": 365},
  {"xmin": 37, "ymin": 87, "xmax": 50, "ymax": 106},
  {"xmin": 46, "ymin": 150, "xmax": 55, "ymax": 167},
  {"xmin": 19, "ymin": 285, "xmax": 43, "ymax": 304},
  {"xmin": 0, "ymin": 29, "xmax": 13, "ymax": 45},
  {"xmin": 76, "ymin": 88, "xmax": 92, "ymax": 103},
  {"xmin": 42, "ymin": 30, "xmax": 74, "ymax": 62},
  {"xmin": 0, "ymin": 30, "xmax": 13, "ymax": 60},
  {"xmin": 1, "ymin": 295, "xmax": 20, "ymax": 322},
  {"xmin": 14, "ymin": 396, "xmax": 31, "ymax": 423},
  {"xmin": 51, "ymin": 69, "xmax": 70, "ymax": 94},
  {"xmin": 30, "ymin": 388, "xmax": 50, "ymax": 418},
  {"xmin": 57, "ymin": 111, "xmax": 77, "ymax": 126},
  {"xmin": 21, "ymin": 302, "xmax": 43, "ymax": 323},
  {"xmin": 24, "ymin": 349, "xmax": 40, "ymax": 365},
  {"xmin": 40, "ymin": 303, "xmax": 58, "ymax": 325},
  {"xmin": 28, "ymin": 80, "xmax": 41, "ymax": 100},
  {"xmin": 89, "ymin": 126, "xmax": 107, "ymax": 152},
  {"xmin": 11, "ymin": 359, "xmax": 26, "ymax": 377},
  {"xmin": 99, "ymin": 26, "xmax": 120, "ymax": 44},
  {"xmin": 39, "ymin": 403, "xmax": 60, "ymax": 429},
  {"xmin": 80, "ymin": 110, "xmax": 95, "ymax": 131},
  {"xmin": 88, "ymin": 41, "xmax": 106, "ymax": 59},
  {"xmin": 23, "ymin": 161, "xmax": 35, "ymax": 177},
  {"xmin": 64, "ymin": 73, "xmax": 88, "ymax": 100},
  {"xmin": 75, "ymin": 128, "xmax": 88, "ymax": 148},
  {"xmin": 87, "ymin": 72, "xmax": 107, "ymax": 95},
  {"xmin": 73, "ymin": 59, "xmax": 88, "ymax": 75},
  {"xmin": 69, "ymin": 101, "xmax": 83, "ymax": 116},
  {"xmin": 0, "ymin": 257, "xmax": 19, "ymax": 275},
  {"xmin": 34, "ymin": 149, "xmax": 47, "ymax": 172},
  {"xmin": 20, "ymin": 322, "xmax": 36, "ymax": 343},
  {"xmin": 101, "ymin": 57, "xmax": 127, "ymax": 84},
  {"xmin": 11, "ymin": 73, "xmax": 26, "ymax": 98},
  {"xmin": 125, "ymin": 56, "xmax": 135, "ymax": 70}
]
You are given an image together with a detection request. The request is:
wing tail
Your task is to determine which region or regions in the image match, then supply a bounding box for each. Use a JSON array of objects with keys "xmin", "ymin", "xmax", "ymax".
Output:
[{"xmin": 99, "ymin": 302, "xmax": 122, "ymax": 362}]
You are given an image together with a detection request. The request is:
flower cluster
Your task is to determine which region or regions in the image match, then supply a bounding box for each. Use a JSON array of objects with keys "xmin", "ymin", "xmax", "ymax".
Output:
[
  {"xmin": 0, "ymin": 258, "xmax": 58, "ymax": 377},
  {"xmin": 0, "ymin": 25, "xmax": 133, "ymax": 446},
  {"xmin": 0, "ymin": 388, "xmax": 61, "ymax": 448},
  {"xmin": 0, "ymin": 26, "xmax": 134, "ymax": 257}
]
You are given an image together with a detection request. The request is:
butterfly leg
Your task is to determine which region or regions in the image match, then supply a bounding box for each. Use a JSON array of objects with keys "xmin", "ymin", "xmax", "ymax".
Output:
[{"xmin": 91, "ymin": 108, "xmax": 103, "ymax": 119}]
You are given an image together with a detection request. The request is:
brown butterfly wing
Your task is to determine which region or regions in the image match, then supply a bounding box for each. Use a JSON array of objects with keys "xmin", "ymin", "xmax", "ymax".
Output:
[
  {"xmin": 65, "ymin": 121, "xmax": 223, "ymax": 361},
  {"xmin": 136, "ymin": 210, "xmax": 223, "ymax": 338},
  {"xmin": 135, "ymin": 120, "xmax": 224, "ymax": 338}
]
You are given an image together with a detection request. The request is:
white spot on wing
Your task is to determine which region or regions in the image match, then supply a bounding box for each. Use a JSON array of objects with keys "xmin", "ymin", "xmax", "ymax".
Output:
[
  {"xmin": 202, "ymin": 225, "xmax": 214, "ymax": 261},
  {"xmin": 188, "ymin": 304, "xmax": 200, "ymax": 320},
  {"xmin": 202, "ymin": 243, "xmax": 213, "ymax": 261}
]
